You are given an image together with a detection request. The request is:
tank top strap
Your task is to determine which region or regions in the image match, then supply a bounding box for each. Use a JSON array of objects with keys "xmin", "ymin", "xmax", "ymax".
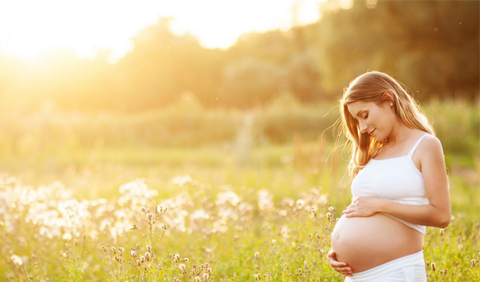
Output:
[{"xmin": 408, "ymin": 134, "xmax": 430, "ymax": 156}]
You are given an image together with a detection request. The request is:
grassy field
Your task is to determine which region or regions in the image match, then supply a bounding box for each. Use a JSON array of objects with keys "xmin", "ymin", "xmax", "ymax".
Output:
[{"xmin": 0, "ymin": 101, "xmax": 479, "ymax": 281}]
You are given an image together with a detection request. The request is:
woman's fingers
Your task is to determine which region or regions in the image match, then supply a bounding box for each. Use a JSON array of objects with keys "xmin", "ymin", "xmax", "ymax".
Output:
[
  {"xmin": 327, "ymin": 252, "xmax": 343, "ymax": 265},
  {"xmin": 327, "ymin": 249, "xmax": 352, "ymax": 276},
  {"xmin": 343, "ymin": 208, "xmax": 354, "ymax": 216},
  {"xmin": 329, "ymin": 259, "xmax": 347, "ymax": 267},
  {"xmin": 331, "ymin": 265, "xmax": 352, "ymax": 276},
  {"xmin": 335, "ymin": 266, "xmax": 353, "ymax": 275}
]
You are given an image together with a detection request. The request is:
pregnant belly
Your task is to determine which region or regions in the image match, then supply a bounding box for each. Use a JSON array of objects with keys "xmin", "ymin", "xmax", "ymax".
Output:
[{"xmin": 331, "ymin": 213, "xmax": 423, "ymax": 273}]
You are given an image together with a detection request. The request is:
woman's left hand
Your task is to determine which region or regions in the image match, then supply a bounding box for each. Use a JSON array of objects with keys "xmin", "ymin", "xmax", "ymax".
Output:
[{"xmin": 343, "ymin": 196, "xmax": 383, "ymax": 217}]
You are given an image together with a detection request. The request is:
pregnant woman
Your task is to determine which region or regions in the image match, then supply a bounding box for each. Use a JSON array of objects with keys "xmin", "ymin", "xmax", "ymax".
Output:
[{"xmin": 328, "ymin": 71, "xmax": 451, "ymax": 281}]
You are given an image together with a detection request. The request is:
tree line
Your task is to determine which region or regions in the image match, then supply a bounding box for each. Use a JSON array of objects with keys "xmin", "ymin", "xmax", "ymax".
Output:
[{"xmin": 0, "ymin": 0, "xmax": 478, "ymax": 113}]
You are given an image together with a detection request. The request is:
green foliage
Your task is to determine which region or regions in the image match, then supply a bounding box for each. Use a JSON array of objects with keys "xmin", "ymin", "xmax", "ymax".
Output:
[
  {"xmin": 0, "ymin": 1, "xmax": 477, "ymax": 112},
  {"xmin": 424, "ymin": 100, "xmax": 480, "ymax": 159},
  {"xmin": 316, "ymin": 0, "xmax": 479, "ymax": 100},
  {"xmin": 0, "ymin": 160, "xmax": 478, "ymax": 281},
  {"xmin": 0, "ymin": 100, "xmax": 477, "ymax": 168},
  {"xmin": 219, "ymin": 58, "xmax": 285, "ymax": 108}
]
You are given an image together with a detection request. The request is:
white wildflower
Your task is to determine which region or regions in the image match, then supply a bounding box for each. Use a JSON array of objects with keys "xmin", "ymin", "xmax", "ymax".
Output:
[{"xmin": 10, "ymin": 254, "xmax": 23, "ymax": 266}]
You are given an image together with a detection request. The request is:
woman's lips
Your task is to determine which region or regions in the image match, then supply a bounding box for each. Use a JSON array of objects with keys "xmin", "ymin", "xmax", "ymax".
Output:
[{"xmin": 369, "ymin": 129, "xmax": 376, "ymax": 136}]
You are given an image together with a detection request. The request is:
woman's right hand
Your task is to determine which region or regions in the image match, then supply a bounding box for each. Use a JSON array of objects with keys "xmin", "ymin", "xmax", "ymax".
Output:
[{"xmin": 327, "ymin": 249, "xmax": 353, "ymax": 276}]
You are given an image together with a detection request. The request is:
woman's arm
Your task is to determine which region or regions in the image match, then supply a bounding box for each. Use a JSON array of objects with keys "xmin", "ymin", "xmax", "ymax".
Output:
[{"xmin": 343, "ymin": 136, "xmax": 451, "ymax": 228}]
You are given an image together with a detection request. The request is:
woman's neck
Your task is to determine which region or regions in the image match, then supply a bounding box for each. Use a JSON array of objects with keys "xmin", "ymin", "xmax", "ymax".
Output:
[{"xmin": 385, "ymin": 123, "xmax": 416, "ymax": 146}]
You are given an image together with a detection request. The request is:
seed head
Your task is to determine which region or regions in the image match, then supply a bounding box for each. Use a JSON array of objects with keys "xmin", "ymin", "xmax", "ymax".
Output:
[
  {"xmin": 145, "ymin": 252, "xmax": 151, "ymax": 261},
  {"xmin": 179, "ymin": 263, "xmax": 187, "ymax": 273},
  {"xmin": 174, "ymin": 254, "xmax": 180, "ymax": 262},
  {"xmin": 62, "ymin": 232, "xmax": 72, "ymax": 240},
  {"xmin": 203, "ymin": 273, "xmax": 209, "ymax": 281},
  {"xmin": 147, "ymin": 245, "xmax": 152, "ymax": 252},
  {"xmin": 431, "ymin": 262, "xmax": 436, "ymax": 271},
  {"xmin": 304, "ymin": 261, "xmax": 308, "ymax": 269},
  {"xmin": 156, "ymin": 205, "xmax": 165, "ymax": 213},
  {"xmin": 254, "ymin": 274, "xmax": 260, "ymax": 280},
  {"xmin": 194, "ymin": 277, "xmax": 201, "ymax": 282},
  {"xmin": 10, "ymin": 255, "xmax": 23, "ymax": 266},
  {"xmin": 254, "ymin": 252, "xmax": 260, "ymax": 259},
  {"xmin": 140, "ymin": 256, "xmax": 145, "ymax": 263},
  {"xmin": 472, "ymin": 259, "xmax": 476, "ymax": 267},
  {"xmin": 130, "ymin": 250, "xmax": 137, "ymax": 258}
]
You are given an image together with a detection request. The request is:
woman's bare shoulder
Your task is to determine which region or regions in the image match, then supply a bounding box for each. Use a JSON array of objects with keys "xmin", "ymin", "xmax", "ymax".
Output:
[{"xmin": 418, "ymin": 134, "xmax": 444, "ymax": 160}]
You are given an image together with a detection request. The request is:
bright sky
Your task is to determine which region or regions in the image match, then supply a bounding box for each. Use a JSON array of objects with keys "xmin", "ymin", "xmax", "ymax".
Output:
[{"xmin": 0, "ymin": 0, "xmax": 348, "ymax": 63}]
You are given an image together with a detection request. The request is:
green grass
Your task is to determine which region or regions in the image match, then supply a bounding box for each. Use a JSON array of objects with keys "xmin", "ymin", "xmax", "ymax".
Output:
[
  {"xmin": 0, "ymin": 141, "xmax": 478, "ymax": 281},
  {"xmin": 0, "ymin": 100, "xmax": 478, "ymax": 281}
]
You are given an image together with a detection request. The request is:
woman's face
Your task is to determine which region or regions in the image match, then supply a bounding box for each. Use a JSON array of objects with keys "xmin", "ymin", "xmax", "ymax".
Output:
[{"xmin": 347, "ymin": 100, "xmax": 396, "ymax": 141}]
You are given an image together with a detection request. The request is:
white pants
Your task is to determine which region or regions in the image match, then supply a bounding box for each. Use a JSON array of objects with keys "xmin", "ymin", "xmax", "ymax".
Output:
[{"xmin": 345, "ymin": 251, "xmax": 427, "ymax": 282}]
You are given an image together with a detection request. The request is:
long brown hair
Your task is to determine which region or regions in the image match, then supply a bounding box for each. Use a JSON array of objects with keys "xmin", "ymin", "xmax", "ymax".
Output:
[{"xmin": 340, "ymin": 71, "xmax": 434, "ymax": 176}]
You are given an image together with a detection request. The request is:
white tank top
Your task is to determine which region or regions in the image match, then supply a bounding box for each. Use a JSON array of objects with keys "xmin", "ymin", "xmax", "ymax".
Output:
[{"xmin": 351, "ymin": 134, "xmax": 430, "ymax": 234}]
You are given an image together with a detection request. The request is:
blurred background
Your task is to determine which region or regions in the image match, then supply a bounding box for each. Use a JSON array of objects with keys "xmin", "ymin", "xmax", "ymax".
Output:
[{"xmin": 0, "ymin": 0, "xmax": 478, "ymax": 200}]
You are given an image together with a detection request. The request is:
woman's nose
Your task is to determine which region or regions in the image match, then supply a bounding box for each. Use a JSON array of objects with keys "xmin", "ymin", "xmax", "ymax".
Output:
[{"xmin": 359, "ymin": 122, "xmax": 368, "ymax": 133}]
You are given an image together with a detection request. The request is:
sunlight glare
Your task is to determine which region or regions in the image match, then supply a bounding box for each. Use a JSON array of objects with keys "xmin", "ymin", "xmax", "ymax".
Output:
[
  {"xmin": 0, "ymin": 0, "xmax": 327, "ymax": 61},
  {"xmin": 166, "ymin": 0, "xmax": 326, "ymax": 49},
  {"xmin": 0, "ymin": 0, "xmax": 162, "ymax": 61}
]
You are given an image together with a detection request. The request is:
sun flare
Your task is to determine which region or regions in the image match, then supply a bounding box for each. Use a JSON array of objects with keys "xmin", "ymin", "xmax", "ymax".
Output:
[
  {"xmin": 0, "ymin": 0, "xmax": 330, "ymax": 63},
  {"xmin": 0, "ymin": 0, "xmax": 163, "ymax": 62}
]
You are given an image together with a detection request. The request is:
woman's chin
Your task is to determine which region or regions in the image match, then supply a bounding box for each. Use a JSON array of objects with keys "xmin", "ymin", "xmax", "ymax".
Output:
[{"xmin": 373, "ymin": 134, "xmax": 386, "ymax": 142}]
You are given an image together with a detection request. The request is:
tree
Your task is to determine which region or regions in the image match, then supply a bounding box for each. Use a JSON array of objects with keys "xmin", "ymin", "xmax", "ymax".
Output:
[
  {"xmin": 316, "ymin": 0, "xmax": 479, "ymax": 100},
  {"xmin": 219, "ymin": 58, "xmax": 285, "ymax": 108}
]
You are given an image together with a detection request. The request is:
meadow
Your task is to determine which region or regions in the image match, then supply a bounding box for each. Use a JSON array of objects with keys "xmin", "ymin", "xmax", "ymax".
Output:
[{"xmin": 0, "ymin": 100, "xmax": 479, "ymax": 281}]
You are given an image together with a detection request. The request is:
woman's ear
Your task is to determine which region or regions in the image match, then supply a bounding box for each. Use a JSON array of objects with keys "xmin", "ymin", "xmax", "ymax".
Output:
[{"xmin": 382, "ymin": 91, "xmax": 395, "ymax": 106}]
